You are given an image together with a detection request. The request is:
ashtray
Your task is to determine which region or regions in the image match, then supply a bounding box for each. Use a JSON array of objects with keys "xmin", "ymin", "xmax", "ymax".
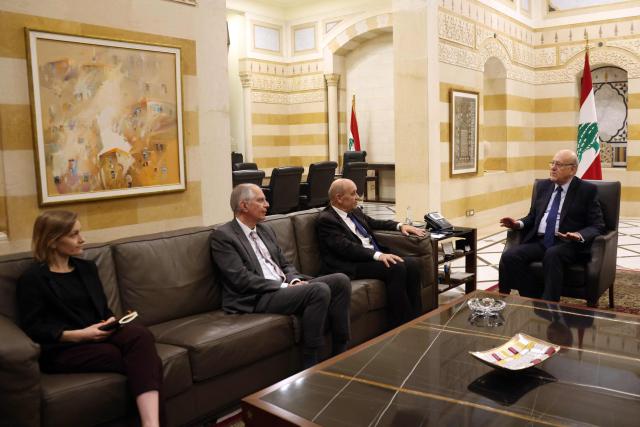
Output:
[
  {"xmin": 469, "ymin": 312, "xmax": 505, "ymax": 328},
  {"xmin": 467, "ymin": 297, "xmax": 506, "ymax": 316},
  {"xmin": 469, "ymin": 333, "xmax": 561, "ymax": 371}
]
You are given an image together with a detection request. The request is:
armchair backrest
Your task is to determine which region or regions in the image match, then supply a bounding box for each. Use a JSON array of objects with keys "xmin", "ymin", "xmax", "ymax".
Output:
[
  {"xmin": 267, "ymin": 166, "xmax": 304, "ymax": 214},
  {"xmin": 532, "ymin": 179, "xmax": 621, "ymax": 232},
  {"xmin": 586, "ymin": 180, "xmax": 621, "ymax": 231},
  {"xmin": 343, "ymin": 150, "xmax": 366, "ymax": 166},
  {"xmin": 234, "ymin": 162, "xmax": 258, "ymax": 171},
  {"xmin": 342, "ymin": 161, "xmax": 368, "ymax": 196},
  {"xmin": 232, "ymin": 169, "xmax": 265, "ymax": 187},
  {"xmin": 304, "ymin": 161, "xmax": 337, "ymax": 207},
  {"xmin": 231, "ymin": 152, "xmax": 243, "ymax": 170}
]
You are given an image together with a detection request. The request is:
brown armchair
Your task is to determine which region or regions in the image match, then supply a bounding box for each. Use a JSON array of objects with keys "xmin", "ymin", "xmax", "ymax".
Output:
[{"xmin": 503, "ymin": 180, "xmax": 621, "ymax": 307}]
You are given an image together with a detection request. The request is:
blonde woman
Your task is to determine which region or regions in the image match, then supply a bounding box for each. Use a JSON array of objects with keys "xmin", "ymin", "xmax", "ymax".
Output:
[{"xmin": 17, "ymin": 211, "xmax": 163, "ymax": 427}]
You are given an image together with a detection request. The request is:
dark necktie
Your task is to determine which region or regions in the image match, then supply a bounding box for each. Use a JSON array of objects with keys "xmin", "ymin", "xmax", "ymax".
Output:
[
  {"xmin": 543, "ymin": 186, "xmax": 563, "ymax": 248},
  {"xmin": 347, "ymin": 212, "xmax": 381, "ymax": 251},
  {"xmin": 249, "ymin": 231, "xmax": 286, "ymax": 282}
]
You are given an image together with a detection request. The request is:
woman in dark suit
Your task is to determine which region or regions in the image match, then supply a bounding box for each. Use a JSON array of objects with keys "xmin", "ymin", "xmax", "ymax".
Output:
[{"xmin": 17, "ymin": 210, "xmax": 163, "ymax": 427}]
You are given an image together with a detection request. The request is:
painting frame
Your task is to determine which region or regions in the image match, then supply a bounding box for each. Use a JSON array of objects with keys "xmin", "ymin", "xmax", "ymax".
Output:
[
  {"xmin": 25, "ymin": 29, "xmax": 186, "ymax": 206},
  {"xmin": 450, "ymin": 89, "xmax": 479, "ymax": 176}
]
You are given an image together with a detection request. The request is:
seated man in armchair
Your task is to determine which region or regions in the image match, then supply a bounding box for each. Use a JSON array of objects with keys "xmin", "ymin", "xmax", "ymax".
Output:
[{"xmin": 499, "ymin": 149, "xmax": 604, "ymax": 302}]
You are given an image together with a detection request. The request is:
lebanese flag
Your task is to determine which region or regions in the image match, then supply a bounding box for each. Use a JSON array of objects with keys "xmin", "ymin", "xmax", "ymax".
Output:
[
  {"xmin": 576, "ymin": 51, "xmax": 602, "ymax": 179},
  {"xmin": 348, "ymin": 95, "xmax": 361, "ymax": 151}
]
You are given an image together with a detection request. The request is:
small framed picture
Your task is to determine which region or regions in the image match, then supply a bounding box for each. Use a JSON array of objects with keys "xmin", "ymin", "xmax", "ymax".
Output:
[{"xmin": 442, "ymin": 241, "xmax": 455, "ymax": 256}]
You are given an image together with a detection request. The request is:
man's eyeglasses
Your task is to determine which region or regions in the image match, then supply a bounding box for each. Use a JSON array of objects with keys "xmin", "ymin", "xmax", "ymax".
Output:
[{"xmin": 548, "ymin": 161, "xmax": 576, "ymax": 168}]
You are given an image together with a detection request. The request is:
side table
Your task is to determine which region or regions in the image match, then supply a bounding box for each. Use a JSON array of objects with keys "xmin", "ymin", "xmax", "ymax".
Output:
[{"xmin": 430, "ymin": 227, "xmax": 477, "ymax": 295}]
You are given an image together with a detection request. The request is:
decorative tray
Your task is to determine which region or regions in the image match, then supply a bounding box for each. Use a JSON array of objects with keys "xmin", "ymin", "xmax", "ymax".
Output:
[{"xmin": 469, "ymin": 333, "xmax": 560, "ymax": 371}]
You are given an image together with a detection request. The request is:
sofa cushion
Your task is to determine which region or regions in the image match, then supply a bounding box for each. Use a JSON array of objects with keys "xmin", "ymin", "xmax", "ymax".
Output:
[
  {"xmin": 41, "ymin": 372, "xmax": 129, "ymax": 427},
  {"xmin": 0, "ymin": 252, "xmax": 34, "ymax": 320},
  {"xmin": 150, "ymin": 311, "xmax": 294, "ymax": 382},
  {"xmin": 83, "ymin": 244, "xmax": 123, "ymax": 318},
  {"xmin": 289, "ymin": 209, "xmax": 323, "ymax": 277},
  {"xmin": 352, "ymin": 278, "xmax": 387, "ymax": 313},
  {"xmin": 112, "ymin": 227, "xmax": 220, "ymax": 325},
  {"xmin": 349, "ymin": 281, "xmax": 371, "ymax": 320},
  {"xmin": 262, "ymin": 215, "xmax": 300, "ymax": 271},
  {"xmin": 156, "ymin": 343, "xmax": 192, "ymax": 398}
]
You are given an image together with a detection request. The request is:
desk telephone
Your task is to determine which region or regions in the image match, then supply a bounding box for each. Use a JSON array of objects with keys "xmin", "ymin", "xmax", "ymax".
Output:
[{"xmin": 424, "ymin": 212, "xmax": 453, "ymax": 231}]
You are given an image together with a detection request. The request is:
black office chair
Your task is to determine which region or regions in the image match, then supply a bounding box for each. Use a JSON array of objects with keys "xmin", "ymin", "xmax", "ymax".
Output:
[
  {"xmin": 231, "ymin": 152, "xmax": 243, "ymax": 170},
  {"xmin": 343, "ymin": 150, "xmax": 367, "ymax": 168},
  {"xmin": 502, "ymin": 180, "xmax": 621, "ymax": 307},
  {"xmin": 262, "ymin": 166, "xmax": 304, "ymax": 215},
  {"xmin": 234, "ymin": 162, "xmax": 258, "ymax": 171},
  {"xmin": 341, "ymin": 161, "xmax": 368, "ymax": 197},
  {"xmin": 232, "ymin": 169, "xmax": 265, "ymax": 188},
  {"xmin": 299, "ymin": 161, "xmax": 337, "ymax": 209}
]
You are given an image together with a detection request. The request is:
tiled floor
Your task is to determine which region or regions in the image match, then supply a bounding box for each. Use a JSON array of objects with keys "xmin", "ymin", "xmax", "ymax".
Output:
[{"xmin": 360, "ymin": 202, "xmax": 640, "ymax": 304}]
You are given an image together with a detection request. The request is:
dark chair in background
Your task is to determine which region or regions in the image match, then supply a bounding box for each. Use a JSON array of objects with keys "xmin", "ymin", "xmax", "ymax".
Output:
[
  {"xmin": 262, "ymin": 166, "xmax": 304, "ymax": 215},
  {"xmin": 234, "ymin": 162, "xmax": 258, "ymax": 171},
  {"xmin": 502, "ymin": 180, "xmax": 621, "ymax": 307},
  {"xmin": 343, "ymin": 150, "xmax": 366, "ymax": 168},
  {"xmin": 232, "ymin": 169, "xmax": 265, "ymax": 188},
  {"xmin": 231, "ymin": 152, "xmax": 243, "ymax": 170},
  {"xmin": 342, "ymin": 161, "xmax": 368, "ymax": 197},
  {"xmin": 299, "ymin": 161, "xmax": 337, "ymax": 209}
]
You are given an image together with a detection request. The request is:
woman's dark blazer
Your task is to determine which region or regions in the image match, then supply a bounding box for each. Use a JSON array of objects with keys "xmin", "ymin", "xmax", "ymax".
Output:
[{"xmin": 17, "ymin": 257, "xmax": 113, "ymax": 349}]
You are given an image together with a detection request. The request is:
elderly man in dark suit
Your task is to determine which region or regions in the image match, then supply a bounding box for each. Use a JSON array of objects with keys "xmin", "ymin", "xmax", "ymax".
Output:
[
  {"xmin": 210, "ymin": 183, "xmax": 351, "ymax": 368},
  {"xmin": 316, "ymin": 178, "xmax": 426, "ymax": 327},
  {"xmin": 499, "ymin": 149, "xmax": 605, "ymax": 301}
]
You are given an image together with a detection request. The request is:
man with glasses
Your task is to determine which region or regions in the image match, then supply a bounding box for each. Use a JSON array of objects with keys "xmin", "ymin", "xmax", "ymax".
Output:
[
  {"xmin": 316, "ymin": 178, "xmax": 426, "ymax": 327},
  {"xmin": 210, "ymin": 184, "xmax": 351, "ymax": 368},
  {"xmin": 499, "ymin": 149, "xmax": 604, "ymax": 301}
]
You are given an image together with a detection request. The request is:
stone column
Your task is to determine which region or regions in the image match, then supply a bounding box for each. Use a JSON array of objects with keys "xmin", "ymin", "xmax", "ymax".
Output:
[
  {"xmin": 325, "ymin": 73, "xmax": 341, "ymax": 162},
  {"xmin": 240, "ymin": 72, "xmax": 254, "ymax": 162},
  {"xmin": 393, "ymin": 0, "xmax": 441, "ymax": 218}
]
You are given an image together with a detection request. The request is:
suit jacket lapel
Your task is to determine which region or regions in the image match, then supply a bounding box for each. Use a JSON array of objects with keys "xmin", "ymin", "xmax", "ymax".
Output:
[
  {"xmin": 329, "ymin": 207, "xmax": 360, "ymax": 241},
  {"xmin": 231, "ymin": 220, "xmax": 263, "ymax": 274},
  {"xmin": 534, "ymin": 181, "xmax": 555, "ymax": 230},
  {"xmin": 256, "ymin": 225, "xmax": 281, "ymax": 268},
  {"xmin": 560, "ymin": 177, "xmax": 580, "ymax": 225}
]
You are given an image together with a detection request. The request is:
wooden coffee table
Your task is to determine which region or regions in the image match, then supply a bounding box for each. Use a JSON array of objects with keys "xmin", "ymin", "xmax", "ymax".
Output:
[{"xmin": 242, "ymin": 291, "xmax": 640, "ymax": 426}]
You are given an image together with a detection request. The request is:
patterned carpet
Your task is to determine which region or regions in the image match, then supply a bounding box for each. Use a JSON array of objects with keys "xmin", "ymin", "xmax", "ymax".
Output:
[{"xmin": 560, "ymin": 269, "xmax": 640, "ymax": 315}]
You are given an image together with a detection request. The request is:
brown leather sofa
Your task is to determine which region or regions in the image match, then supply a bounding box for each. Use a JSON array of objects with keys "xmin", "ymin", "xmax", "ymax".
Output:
[{"xmin": 0, "ymin": 209, "xmax": 436, "ymax": 427}]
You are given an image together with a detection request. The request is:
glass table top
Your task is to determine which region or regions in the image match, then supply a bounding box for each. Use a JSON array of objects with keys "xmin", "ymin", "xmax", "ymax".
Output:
[{"xmin": 249, "ymin": 291, "xmax": 640, "ymax": 426}]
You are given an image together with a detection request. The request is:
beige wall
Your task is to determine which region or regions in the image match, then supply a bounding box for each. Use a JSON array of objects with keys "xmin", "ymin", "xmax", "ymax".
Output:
[
  {"xmin": 345, "ymin": 32, "xmax": 395, "ymax": 163},
  {"xmin": 0, "ymin": 0, "xmax": 230, "ymax": 254}
]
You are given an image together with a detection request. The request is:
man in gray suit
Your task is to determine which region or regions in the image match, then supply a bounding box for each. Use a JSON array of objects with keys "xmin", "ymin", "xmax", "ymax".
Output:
[{"xmin": 210, "ymin": 183, "xmax": 351, "ymax": 368}]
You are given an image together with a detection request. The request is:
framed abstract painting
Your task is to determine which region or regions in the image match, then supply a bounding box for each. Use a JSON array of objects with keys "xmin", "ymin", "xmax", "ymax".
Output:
[
  {"xmin": 450, "ymin": 89, "xmax": 479, "ymax": 176},
  {"xmin": 26, "ymin": 29, "xmax": 186, "ymax": 205}
]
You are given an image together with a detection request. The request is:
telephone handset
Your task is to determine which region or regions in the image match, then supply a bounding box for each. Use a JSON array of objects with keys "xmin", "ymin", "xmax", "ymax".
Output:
[{"xmin": 424, "ymin": 211, "xmax": 453, "ymax": 231}]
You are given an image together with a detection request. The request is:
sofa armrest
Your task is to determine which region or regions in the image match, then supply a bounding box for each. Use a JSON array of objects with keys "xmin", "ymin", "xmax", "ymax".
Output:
[
  {"xmin": 373, "ymin": 230, "xmax": 437, "ymax": 312},
  {"xmin": 0, "ymin": 315, "xmax": 42, "ymax": 427}
]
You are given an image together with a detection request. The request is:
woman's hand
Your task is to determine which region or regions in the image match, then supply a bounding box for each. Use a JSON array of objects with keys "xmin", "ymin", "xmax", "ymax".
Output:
[{"xmin": 60, "ymin": 317, "xmax": 116, "ymax": 343}]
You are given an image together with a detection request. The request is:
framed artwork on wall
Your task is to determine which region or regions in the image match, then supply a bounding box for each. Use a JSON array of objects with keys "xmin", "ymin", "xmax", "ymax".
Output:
[
  {"xmin": 450, "ymin": 89, "xmax": 479, "ymax": 176},
  {"xmin": 25, "ymin": 29, "xmax": 186, "ymax": 205}
]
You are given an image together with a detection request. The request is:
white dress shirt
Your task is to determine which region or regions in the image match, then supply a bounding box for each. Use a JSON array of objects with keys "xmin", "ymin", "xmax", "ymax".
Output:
[
  {"xmin": 331, "ymin": 206, "xmax": 402, "ymax": 260},
  {"xmin": 236, "ymin": 219, "xmax": 294, "ymax": 287},
  {"xmin": 516, "ymin": 178, "xmax": 583, "ymax": 242}
]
